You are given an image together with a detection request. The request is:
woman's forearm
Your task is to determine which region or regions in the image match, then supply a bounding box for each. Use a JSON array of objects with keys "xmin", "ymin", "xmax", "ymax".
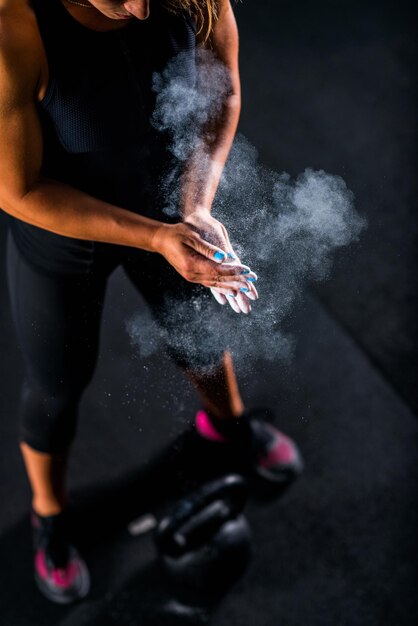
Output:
[
  {"xmin": 181, "ymin": 0, "xmax": 241, "ymax": 218},
  {"xmin": 180, "ymin": 93, "xmax": 241, "ymax": 217},
  {"xmin": 2, "ymin": 178, "xmax": 163, "ymax": 251}
]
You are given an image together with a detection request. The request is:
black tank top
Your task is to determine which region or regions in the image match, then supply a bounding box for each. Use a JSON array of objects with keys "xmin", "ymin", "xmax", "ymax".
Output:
[{"xmin": 9, "ymin": 0, "xmax": 196, "ymax": 274}]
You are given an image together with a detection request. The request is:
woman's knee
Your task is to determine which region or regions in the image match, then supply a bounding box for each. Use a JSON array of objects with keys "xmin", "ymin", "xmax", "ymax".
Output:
[{"xmin": 18, "ymin": 375, "xmax": 89, "ymax": 453}]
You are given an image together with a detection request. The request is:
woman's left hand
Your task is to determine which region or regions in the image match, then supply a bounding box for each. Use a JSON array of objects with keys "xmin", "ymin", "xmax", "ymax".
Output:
[{"xmin": 183, "ymin": 209, "xmax": 258, "ymax": 314}]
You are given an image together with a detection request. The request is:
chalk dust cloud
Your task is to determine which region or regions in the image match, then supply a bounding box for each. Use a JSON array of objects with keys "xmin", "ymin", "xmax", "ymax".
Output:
[{"xmin": 126, "ymin": 50, "xmax": 366, "ymax": 370}]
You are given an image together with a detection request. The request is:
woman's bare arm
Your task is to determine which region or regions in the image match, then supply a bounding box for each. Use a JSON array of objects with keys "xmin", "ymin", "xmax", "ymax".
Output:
[
  {"xmin": 180, "ymin": 0, "xmax": 241, "ymax": 217},
  {"xmin": 0, "ymin": 4, "xmax": 250, "ymax": 288},
  {"xmin": 0, "ymin": 6, "xmax": 163, "ymax": 251},
  {"xmin": 179, "ymin": 2, "xmax": 258, "ymax": 311}
]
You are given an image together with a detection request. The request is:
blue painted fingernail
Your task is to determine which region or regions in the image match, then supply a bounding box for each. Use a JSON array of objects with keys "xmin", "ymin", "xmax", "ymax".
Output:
[
  {"xmin": 227, "ymin": 252, "xmax": 236, "ymax": 259},
  {"xmin": 240, "ymin": 287, "xmax": 249, "ymax": 293},
  {"xmin": 240, "ymin": 269, "xmax": 250, "ymax": 274},
  {"xmin": 246, "ymin": 276, "xmax": 257, "ymax": 282},
  {"xmin": 214, "ymin": 251, "xmax": 226, "ymax": 261},
  {"xmin": 227, "ymin": 294, "xmax": 235, "ymax": 298}
]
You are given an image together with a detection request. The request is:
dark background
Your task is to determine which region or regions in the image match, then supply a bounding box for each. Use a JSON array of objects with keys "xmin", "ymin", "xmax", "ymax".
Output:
[{"xmin": 0, "ymin": 0, "xmax": 417, "ymax": 624}]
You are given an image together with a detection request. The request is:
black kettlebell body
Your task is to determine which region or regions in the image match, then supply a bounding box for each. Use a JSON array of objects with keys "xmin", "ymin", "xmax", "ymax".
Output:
[{"xmin": 156, "ymin": 475, "xmax": 251, "ymax": 592}]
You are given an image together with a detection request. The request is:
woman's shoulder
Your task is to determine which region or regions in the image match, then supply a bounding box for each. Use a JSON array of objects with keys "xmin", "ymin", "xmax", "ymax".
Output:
[
  {"xmin": 0, "ymin": 0, "xmax": 40, "ymax": 43},
  {"xmin": 0, "ymin": 0, "xmax": 42, "ymax": 56},
  {"xmin": 0, "ymin": 0, "xmax": 45, "ymax": 102},
  {"xmin": 0, "ymin": 0, "xmax": 33, "ymax": 20}
]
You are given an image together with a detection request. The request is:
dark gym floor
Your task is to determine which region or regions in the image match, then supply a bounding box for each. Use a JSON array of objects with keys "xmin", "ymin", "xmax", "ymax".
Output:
[{"xmin": 0, "ymin": 1, "xmax": 417, "ymax": 624}]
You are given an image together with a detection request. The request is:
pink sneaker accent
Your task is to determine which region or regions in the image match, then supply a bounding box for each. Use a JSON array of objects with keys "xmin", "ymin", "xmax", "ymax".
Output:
[
  {"xmin": 52, "ymin": 562, "xmax": 80, "ymax": 589},
  {"xmin": 196, "ymin": 410, "xmax": 226, "ymax": 443},
  {"xmin": 35, "ymin": 548, "xmax": 81, "ymax": 589},
  {"xmin": 258, "ymin": 429, "xmax": 298, "ymax": 468},
  {"xmin": 195, "ymin": 408, "xmax": 304, "ymax": 482},
  {"xmin": 35, "ymin": 549, "xmax": 49, "ymax": 581},
  {"xmin": 32, "ymin": 510, "xmax": 91, "ymax": 603}
]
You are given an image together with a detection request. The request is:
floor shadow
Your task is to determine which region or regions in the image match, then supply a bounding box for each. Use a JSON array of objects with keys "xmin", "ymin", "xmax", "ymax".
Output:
[
  {"xmin": 85, "ymin": 558, "xmax": 250, "ymax": 626},
  {"xmin": 69, "ymin": 427, "xmax": 291, "ymax": 543},
  {"xmin": 0, "ymin": 427, "xmax": 289, "ymax": 625}
]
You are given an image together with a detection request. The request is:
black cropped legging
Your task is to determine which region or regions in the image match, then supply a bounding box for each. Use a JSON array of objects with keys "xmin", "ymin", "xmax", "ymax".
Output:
[{"xmin": 6, "ymin": 230, "xmax": 222, "ymax": 453}]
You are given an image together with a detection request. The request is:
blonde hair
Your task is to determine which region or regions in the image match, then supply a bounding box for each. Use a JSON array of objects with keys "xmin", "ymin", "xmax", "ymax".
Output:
[{"xmin": 164, "ymin": 1, "xmax": 220, "ymax": 42}]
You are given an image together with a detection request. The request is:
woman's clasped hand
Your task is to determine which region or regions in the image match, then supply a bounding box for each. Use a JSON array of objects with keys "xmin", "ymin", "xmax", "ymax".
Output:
[{"xmin": 152, "ymin": 210, "xmax": 258, "ymax": 314}]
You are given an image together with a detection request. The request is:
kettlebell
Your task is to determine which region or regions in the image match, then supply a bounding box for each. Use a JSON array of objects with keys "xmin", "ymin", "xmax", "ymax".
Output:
[{"xmin": 155, "ymin": 474, "xmax": 251, "ymax": 592}]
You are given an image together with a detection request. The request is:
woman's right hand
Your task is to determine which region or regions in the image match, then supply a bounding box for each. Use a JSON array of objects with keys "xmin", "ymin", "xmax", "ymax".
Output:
[{"xmin": 152, "ymin": 222, "xmax": 254, "ymax": 291}]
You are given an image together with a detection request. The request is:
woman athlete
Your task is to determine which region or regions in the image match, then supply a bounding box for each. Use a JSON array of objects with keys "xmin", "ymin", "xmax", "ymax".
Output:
[{"xmin": 0, "ymin": 0, "xmax": 303, "ymax": 603}]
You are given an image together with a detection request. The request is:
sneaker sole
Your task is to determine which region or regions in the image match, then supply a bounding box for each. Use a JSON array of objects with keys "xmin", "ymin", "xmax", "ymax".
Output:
[
  {"xmin": 255, "ymin": 452, "xmax": 305, "ymax": 483},
  {"xmin": 34, "ymin": 559, "xmax": 90, "ymax": 604}
]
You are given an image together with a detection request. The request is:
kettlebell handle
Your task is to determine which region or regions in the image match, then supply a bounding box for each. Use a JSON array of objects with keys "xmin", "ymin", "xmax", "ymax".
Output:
[{"xmin": 156, "ymin": 474, "xmax": 247, "ymax": 557}]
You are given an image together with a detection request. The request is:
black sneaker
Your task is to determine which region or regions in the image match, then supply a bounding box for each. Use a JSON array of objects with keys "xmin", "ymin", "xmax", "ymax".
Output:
[
  {"xmin": 196, "ymin": 408, "xmax": 304, "ymax": 482},
  {"xmin": 31, "ymin": 509, "xmax": 90, "ymax": 604}
]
